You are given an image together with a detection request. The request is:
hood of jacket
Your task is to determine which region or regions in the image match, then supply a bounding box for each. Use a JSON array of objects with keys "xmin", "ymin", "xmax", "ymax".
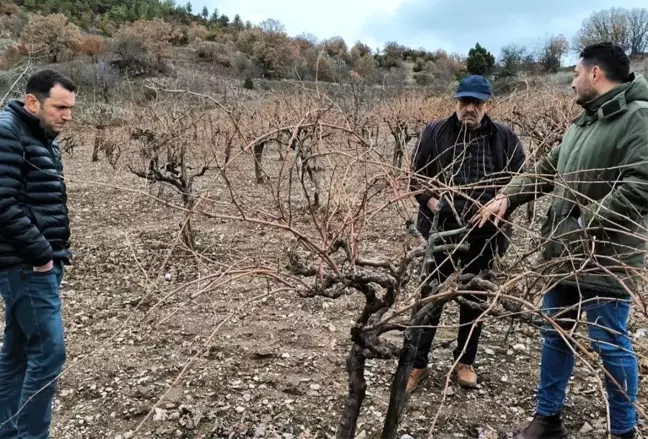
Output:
[{"xmin": 575, "ymin": 72, "xmax": 648, "ymax": 126}]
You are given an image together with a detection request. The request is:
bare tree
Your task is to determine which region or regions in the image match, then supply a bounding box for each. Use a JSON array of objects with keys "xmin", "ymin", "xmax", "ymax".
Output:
[
  {"xmin": 538, "ymin": 34, "xmax": 569, "ymax": 73},
  {"xmin": 627, "ymin": 8, "xmax": 648, "ymax": 57},
  {"xmin": 500, "ymin": 44, "xmax": 530, "ymax": 76},
  {"xmin": 573, "ymin": 8, "xmax": 632, "ymax": 53}
]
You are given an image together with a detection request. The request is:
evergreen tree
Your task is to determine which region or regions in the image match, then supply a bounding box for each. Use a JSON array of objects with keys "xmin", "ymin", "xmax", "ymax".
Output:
[
  {"xmin": 232, "ymin": 14, "xmax": 243, "ymax": 30},
  {"xmin": 466, "ymin": 43, "xmax": 495, "ymax": 76}
]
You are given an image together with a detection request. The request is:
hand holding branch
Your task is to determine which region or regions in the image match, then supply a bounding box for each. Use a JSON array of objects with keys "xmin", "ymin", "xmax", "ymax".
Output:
[{"xmin": 472, "ymin": 194, "xmax": 509, "ymax": 228}]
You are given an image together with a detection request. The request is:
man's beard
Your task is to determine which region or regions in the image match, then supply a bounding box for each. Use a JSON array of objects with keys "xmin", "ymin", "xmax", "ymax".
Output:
[
  {"xmin": 575, "ymin": 85, "xmax": 598, "ymax": 106},
  {"xmin": 38, "ymin": 117, "xmax": 59, "ymax": 138}
]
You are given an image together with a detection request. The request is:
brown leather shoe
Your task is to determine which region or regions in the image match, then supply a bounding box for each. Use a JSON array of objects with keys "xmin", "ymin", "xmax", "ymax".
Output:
[
  {"xmin": 406, "ymin": 367, "xmax": 429, "ymax": 393},
  {"xmin": 514, "ymin": 413, "xmax": 568, "ymax": 439},
  {"xmin": 455, "ymin": 363, "xmax": 477, "ymax": 388}
]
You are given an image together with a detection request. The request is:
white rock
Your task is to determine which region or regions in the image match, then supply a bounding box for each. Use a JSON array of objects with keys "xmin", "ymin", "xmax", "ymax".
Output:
[
  {"xmin": 153, "ymin": 408, "xmax": 167, "ymax": 422},
  {"xmin": 501, "ymin": 375, "xmax": 509, "ymax": 383},
  {"xmin": 235, "ymin": 406, "xmax": 245, "ymax": 413},
  {"xmin": 579, "ymin": 422, "xmax": 594, "ymax": 434},
  {"xmin": 310, "ymin": 384, "xmax": 321, "ymax": 391},
  {"xmin": 513, "ymin": 344, "xmax": 527, "ymax": 352},
  {"xmin": 485, "ymin": 348, "xmax": 495, "ymax": 355}
]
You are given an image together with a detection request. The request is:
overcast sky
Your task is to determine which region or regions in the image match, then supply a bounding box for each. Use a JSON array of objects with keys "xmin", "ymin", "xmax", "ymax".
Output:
[{"xmin": 190, "ymin": 0, "xmax": 646, "ymax": 63}]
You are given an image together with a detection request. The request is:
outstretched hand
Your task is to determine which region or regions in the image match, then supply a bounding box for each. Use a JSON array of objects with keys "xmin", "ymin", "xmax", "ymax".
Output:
[{"xmin": 472, "ymin": 194, "xmax": 509, "ymax": 228}]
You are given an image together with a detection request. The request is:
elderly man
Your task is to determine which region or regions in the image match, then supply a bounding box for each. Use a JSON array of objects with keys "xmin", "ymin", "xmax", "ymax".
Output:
[
  {"xmin": 0, "ymin": 69, "xmax": 76, "ymax": 439},
  {"xmin": 475, "ymin": 42, "xmax": 645, "ymax": 439},
  {"xmin": 408, "ymin": 74, "xmax": 526, "ymax": 392}
]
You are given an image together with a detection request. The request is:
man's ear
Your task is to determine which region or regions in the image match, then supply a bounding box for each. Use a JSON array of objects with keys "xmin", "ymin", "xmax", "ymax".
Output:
[
  {"xmin": 591, "ymin": 65, "xmax": 602, "ymax": 83},
  {"xmin": 24, "ymin": 93, "xmax": 41, "ymax": 114}
]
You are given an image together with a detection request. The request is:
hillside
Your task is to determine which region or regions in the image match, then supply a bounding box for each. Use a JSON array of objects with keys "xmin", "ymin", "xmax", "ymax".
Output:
[{"xmin": 0, "ymin": 1, "xmax": 647, "ymax": 439}]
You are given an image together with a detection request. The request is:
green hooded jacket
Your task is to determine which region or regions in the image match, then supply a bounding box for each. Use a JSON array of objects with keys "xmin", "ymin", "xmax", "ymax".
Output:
[{"xmin": 504, "ymin": 72, "xmax": 648, "ymax": 296}]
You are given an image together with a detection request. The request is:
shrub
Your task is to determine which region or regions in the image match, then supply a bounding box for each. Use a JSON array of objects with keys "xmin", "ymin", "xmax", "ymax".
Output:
[
  {"xmin": 114, "ymin": 19, "xmax": 172, "ymax": 73},
  {"xmin": 205, "ymin": 30, "xmax": 221, "ymax": 42},
  {"xmin": 0, "ymin": 45, "xmax": 23, "ymax": 68},
  {"xmin": 414, "ymin": 72, "xmax": 433, "ymax": 86},
  {"xmin": 0, "ymin": 12, "xmax": 24, "ymax": 37},
  {"xmin": 80, "ymin": 35, "xmax": 104, "ymax": 62},
  {"xmin": 230, "ymin": 52, "xmax": 251, "ymax": 74},
  {"xmin": 55, "ymin": 60, "xmax": 118, "ymax": 103},
  {"xmin": 196, "ymin": 41, "xmax": 230, "ymax": 66},
  {"xmin": 116, "ymin": 19, "xmax": 172, "ymax": 63},
  {"xmin": 188, "ymin": 24, "xmax": 209, "ymax": 43},
  {"xmin": 20, "ymin": 13, "xmax": 82, "ymax": 63},
  {"xmin": 0, "ymin": 2, "xmax": 20, "ymax": 15},
  {"xmin": 243, "ymin": 77, "xmax": 254, "ymax": 89}
]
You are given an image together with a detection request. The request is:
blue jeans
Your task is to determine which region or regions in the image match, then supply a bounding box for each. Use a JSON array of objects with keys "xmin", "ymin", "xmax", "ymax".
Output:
[
  {"xmin": 0, "ymin": 262, "xmax": 66, "ymax": 439},
  {"xmin": 537, "ymin": 286, "xmax": 638, "ymax": 435}
]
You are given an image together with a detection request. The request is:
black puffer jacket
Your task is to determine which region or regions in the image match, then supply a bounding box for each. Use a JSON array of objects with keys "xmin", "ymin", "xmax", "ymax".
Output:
[
  {"xmin": 0, "ymin": 100, "xmax": 71, "ymax": 268},
  {"xmin": 410, "ymin": 113, "xmax": 526, "ymax": 251}
]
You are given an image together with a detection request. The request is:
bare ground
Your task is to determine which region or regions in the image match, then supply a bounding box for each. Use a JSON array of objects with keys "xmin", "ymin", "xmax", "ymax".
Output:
[{"xmin": 7, "ymin": 141, "xmax": 645, "ymax": 439}]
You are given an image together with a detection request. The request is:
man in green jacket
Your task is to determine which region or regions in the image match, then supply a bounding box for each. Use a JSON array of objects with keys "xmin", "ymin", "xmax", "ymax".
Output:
[{"xmin": 474, "ymin": 42, "xmax": 645, "ymax": 439}]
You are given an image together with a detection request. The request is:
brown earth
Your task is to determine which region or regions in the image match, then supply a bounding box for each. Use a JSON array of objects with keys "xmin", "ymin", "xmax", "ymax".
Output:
[{"xmin": 7, "ymin": 139, "xmax": 645, "ymax": 439}]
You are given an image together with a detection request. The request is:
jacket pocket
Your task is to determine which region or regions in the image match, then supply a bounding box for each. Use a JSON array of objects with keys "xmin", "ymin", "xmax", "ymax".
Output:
[{"xmin": 541, "ymin": 206, "xmax": 584, "ymax": 261}]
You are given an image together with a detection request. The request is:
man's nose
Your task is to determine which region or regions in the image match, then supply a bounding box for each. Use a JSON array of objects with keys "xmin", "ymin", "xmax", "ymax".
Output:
[{"xmin": 61, "ymin": 110, "xmax": 72, "ymax": 121}]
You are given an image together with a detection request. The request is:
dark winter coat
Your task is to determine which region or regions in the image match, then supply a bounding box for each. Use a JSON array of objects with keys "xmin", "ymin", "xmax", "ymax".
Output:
[
  {"xmin": 504, "ymin": 73, "xmax": 648, "ymax": 296},
  {"xmin": 410, "ymin": 113, "xmax": 526, "ymax": 254},
  {"xmin": 0, "ymin": 100, "xmax": 71, "ymax": 268}
]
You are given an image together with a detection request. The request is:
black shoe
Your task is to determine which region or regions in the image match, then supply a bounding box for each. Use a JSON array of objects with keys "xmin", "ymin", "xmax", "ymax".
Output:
[
  {"xmin": 514, "ymin": 413, "xmax": 568, "ymax": 439},
  {"xmin": 611, "ymin": 429, "xmax": 636, "ymax": 439}
]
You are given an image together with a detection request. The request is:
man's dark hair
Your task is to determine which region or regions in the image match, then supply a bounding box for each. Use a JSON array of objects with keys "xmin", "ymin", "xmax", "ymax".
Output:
[
  {"xmin": 25, "ymin": 69, "xmax": 77, "ymax": 102},
  {"xmin": 579, "ymin": 42, "xmax": 630, "ymax": 83}
]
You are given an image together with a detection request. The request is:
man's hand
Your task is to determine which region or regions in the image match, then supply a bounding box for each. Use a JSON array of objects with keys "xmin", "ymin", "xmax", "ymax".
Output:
[
  {"xmin": 427, "ymin": 197, "xmax": 439, "ymax": 211},
  {"xmin": 472, "ymin": 195, "xmax": 509, "ymax": 228},
  {"xmin": 33, "ymin": 260, "xmax": 53, "ymax": 273}
]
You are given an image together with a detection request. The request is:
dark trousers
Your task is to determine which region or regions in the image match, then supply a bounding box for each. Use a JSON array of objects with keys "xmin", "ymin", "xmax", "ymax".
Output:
[{"xmin": 413, "ymin": 234, "xmax": 497, "ymax": 369}]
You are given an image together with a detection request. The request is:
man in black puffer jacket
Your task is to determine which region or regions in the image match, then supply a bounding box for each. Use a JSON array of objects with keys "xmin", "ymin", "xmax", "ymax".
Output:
[
  {"xmin": 0, "ymin": 69, "xmax": 76, "ymax": 439},
  {"xmin": 407, "ymin": 75, "xmax": 526, "ymax": 393}
]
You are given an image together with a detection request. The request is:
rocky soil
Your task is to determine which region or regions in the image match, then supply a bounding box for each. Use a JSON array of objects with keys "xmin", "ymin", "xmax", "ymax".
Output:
[{"xmin": 3, "ymin": 139, "xmax": 645, "ymax": 439}]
